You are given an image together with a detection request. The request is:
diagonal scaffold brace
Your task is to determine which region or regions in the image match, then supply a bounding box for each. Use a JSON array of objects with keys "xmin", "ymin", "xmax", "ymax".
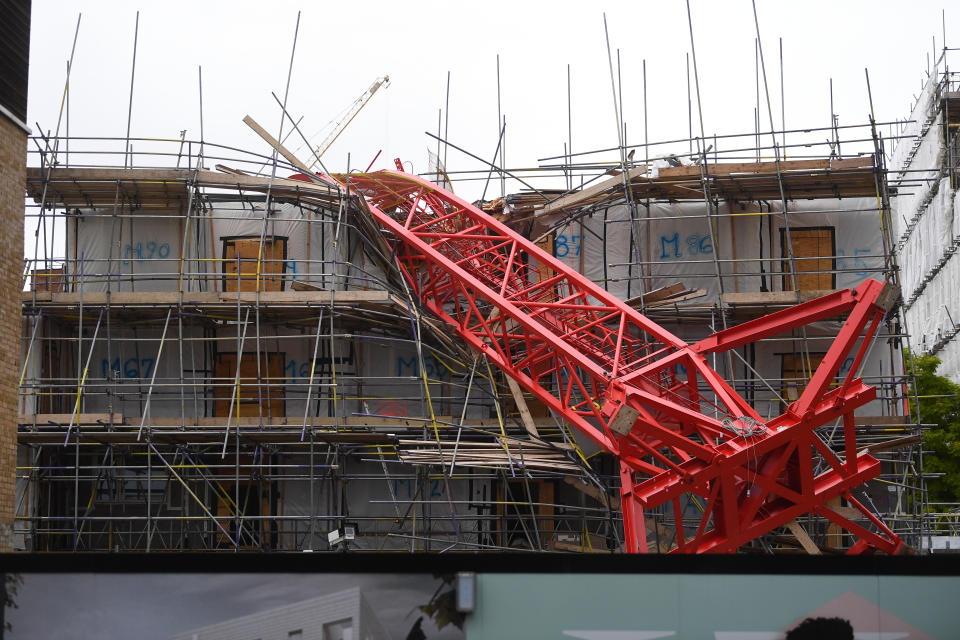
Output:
[{"xmin": 332, "ymin": 165, "xmax": 904, "ymax": 555}]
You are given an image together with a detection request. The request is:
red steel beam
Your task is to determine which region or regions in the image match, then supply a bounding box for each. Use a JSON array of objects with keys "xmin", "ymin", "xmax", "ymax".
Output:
[{"xmin": 332, "ymin": 168, "xmax": 903, "ymax": 555}]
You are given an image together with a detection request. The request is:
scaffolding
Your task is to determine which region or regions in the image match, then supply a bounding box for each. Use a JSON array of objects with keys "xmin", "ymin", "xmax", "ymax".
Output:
[
  {"xmin": 14, "ymin": 10, "xmax": 940, "ymax": 553},
  {"xmin": 888, "ymin": 46, "xmax": 960, "ymax": 545},
  {"xmin": 14, "ymin": 110, "xmax": 931, "ymax": 554},
  {"xmin": 484, "ymin": 118, "xmax": 927, "ymax": 552}
]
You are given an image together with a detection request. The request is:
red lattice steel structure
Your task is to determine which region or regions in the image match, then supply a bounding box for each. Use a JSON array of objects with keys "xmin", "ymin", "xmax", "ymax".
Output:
[{"xmin": 335, "ymin": 166, "xmax": 904, "ymax": 554}]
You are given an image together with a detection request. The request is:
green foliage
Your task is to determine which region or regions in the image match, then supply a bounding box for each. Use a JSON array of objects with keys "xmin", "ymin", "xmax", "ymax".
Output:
[
  {"xmin": 406, "ymin": 574, "xmax": 465, "ymax": 639},
  {"xmin": 0, "ymin": 572, "xmax": 22, "ymax": 637},
  {"xmin": 418, "ymin": 585, "xmax": 464, "ymax": 631},
  {"xmin": 905, "ymin": 351, "xmax": 960, "ymax": 503}
]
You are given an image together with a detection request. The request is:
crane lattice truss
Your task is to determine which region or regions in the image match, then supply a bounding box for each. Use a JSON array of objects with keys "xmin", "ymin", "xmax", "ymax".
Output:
[{"xmin": 338, "ymin": 167, "xmax": 904, "ymax": 554}]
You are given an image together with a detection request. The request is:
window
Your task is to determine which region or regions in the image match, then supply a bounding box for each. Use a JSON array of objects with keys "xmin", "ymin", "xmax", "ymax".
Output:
[
  {"xmin": 221, "ymin": 236, "xmax": 288, "ymax": 292},
  {"xmin": 323, "ymin": 619, "xmax": 353, "ymax": 640},
  {"xmin": 288, "ymin": 631, "xmax": 303, "ymax": 640},
  {"xmin": 780, "ymin": 226, "xmax": 836, "ymax": 291}
]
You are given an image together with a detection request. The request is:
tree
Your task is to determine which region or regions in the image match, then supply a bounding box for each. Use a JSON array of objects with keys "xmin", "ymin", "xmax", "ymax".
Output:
[
  {"xmin": 905, "ymin": 351, "xmax": 960, "ymax": 503},
  {"xmin": 405, "ymin": 574, "xmax": 465, "ymax": 639},
  {"xmin": 0, "ymin": 572, "xmax": 22, "ymax": 639}
]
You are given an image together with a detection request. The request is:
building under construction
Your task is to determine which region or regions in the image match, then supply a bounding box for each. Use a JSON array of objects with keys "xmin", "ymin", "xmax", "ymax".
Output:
[{"xmin": 14, "ymin": 23, "xmax": 953, "ymax": 557}]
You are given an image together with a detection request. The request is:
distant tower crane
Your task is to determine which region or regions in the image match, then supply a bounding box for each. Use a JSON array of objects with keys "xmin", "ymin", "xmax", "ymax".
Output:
[{"xmin": 307, "ymin": 75, "xmax": 390, "ymax": 169}]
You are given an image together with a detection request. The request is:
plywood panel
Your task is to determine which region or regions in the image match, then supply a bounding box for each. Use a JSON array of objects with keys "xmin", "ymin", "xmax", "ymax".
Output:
[
  {"xmin": 223, "ymin": 237, "xmax": 286, "ymax": 292},
  {"xmin": 781, "ymin": 227, "xmax": 835, "ymax": 291},
  {"xmin": 214, "ymin": 352, "xmax": 284, "ymax": 418}
]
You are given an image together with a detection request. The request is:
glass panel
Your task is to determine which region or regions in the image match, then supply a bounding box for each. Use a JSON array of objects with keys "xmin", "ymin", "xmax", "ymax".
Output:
[{"xmin": 323, "ymin": 619, "xmax": 353, "ymax": 640}]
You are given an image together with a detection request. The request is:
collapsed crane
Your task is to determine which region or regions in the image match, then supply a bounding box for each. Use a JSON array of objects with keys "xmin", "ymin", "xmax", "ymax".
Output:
[{"xmin": 334, "ymin": 167, "xmax": 904, "ymax": 555}]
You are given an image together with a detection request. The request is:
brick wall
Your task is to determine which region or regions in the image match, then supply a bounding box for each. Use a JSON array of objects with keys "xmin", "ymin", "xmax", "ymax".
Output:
[{"xmin": 0, "ymin": 114, "xmax": 26, "ymax": 551}]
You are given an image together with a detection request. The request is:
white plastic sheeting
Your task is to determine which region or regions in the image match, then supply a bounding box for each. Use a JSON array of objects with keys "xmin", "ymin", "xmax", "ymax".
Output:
[
  {"xmin": 20, "ymin": 314, "xmax": 208, "ymax": 420},
  {"xmin": 934, "ymin": 330, "xmax": 960, "ymax": 383},
  {"xmin": 546, "ymin": 196, "xmax": 897, "ymax": 416},
  {"xmin": 358, "ymin": 338, "xmax": 467, "ymax": 422},
  {"xmin": 890, "ymin": 66, "xmax": 942, "ymax": 195},
  {"xmin": 55, "ymin": 320, "xmax": 480, "ymax": 423},
  {"xmin": 65, "ymin": 199, "xmax": 384, "ymax": 293},
  {"xmin": 890, "ymin": 64, "xmax": 960, "ymax": 381},
  {"xmin": 904, "ymin": 249, "xmax": 960, "ymax": 380},
  {"xmin": 896, "ymin": 177, "xmax": 957, "ymax": 300},
  {"xmin": 767, "ymin": 198, "xmax": 885, "ymax": 291},
  {"xmin": 892, "ymin": 112, "xmax": 944, "ymax": 232},
  {"xmin": 67, "ymin": 212, "xmax": 186, "ymax": 292},
  {"xmin": 552, "ymin": 201, "xmax": 751, "ymax": 304},
  {"xmin": 55, "ymin": 193, "xmax": 473, "ymax": 423},
  {"xmin": 551, "ymin": 197, "xmax": 884, "ymax": 307},
  {"xmin": 70, "ymin": 324, "xmax": 205, "ymax": 419}
]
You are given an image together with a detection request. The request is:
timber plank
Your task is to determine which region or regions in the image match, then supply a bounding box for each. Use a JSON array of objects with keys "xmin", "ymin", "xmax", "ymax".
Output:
[
  {"xmin": 721, "ymin": 290, "xmax": 836, "ymax": 305},
  {"xmin": 23, "ymin": 290, "xmax": 391, "ymax": 306},
  {"xmin": 25, "ymin": 166, "xmax": 342, "ymax": 210},
  {"xmin": 658, "ymin": 157, "xmax": 873, "ymax": 178},
  {"xmin": 541, "ymin": 166, "xmax": 648, "ymax": 215},
  {"xmin": 18, "ymin": 413, "xmax": 123, "ymax": 425}
]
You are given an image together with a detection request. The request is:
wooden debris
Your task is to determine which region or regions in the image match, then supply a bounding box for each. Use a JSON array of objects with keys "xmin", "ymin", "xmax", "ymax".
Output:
[
  {"xmin": 645, "ymin": 289, "xmax": 707, "ymax": 308},
  {"xmin": 243, "ymin": 114, "xmax": 322, "ymax": 179},
  {"xmin": 397, "ymin": 437, "xmax": 578, "ymax": 472},
  {"xmin": 721, "ymin": 290, "xmax": 836, "ymax": 306},
  {"xmin": 541, "ymin": 166, "xmax": 648, "ymax": 216},
  {"xmin": 625, "ymin": 283, "xmax": 707, "ymax": 309},
  {"xmin": 25, "ymin": 167, "xmax": 342, "ymax": 210},
  {"xmin": 291, "ymin": 280, "xmax": 325, "ymax": 292},
  {"xmin": 553, "ymin": 538, "xmax": 612, "ymax": 553},
  {"xmin": 506, "ymin": 376, "xmax": 540, "ymax": 438},
  {"xmin": 538, "ymin": 157, "xmax": 878, "ymax": 221},
  {"xmin": 627, "ymin": 283, "xmax": 685, "ymax": 306},
  {"xmin": 786, "ymin": 519, "xmax": 822, "ymax": 555}
]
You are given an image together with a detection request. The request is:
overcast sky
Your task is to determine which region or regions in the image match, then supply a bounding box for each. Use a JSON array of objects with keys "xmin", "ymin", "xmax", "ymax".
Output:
[
  {"xmin": 25, "ymin": 0, "xmax": 955, "ymax": 202},
  {"xmin": 8, "ymin": 573, "xmax": 463, "ymax": 640}
]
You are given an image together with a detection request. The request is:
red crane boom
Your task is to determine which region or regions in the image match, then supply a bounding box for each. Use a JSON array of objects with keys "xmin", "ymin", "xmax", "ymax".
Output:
[{"xmin": 339, "ymin": 167, "xmax": 904, "ymax": 554}]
